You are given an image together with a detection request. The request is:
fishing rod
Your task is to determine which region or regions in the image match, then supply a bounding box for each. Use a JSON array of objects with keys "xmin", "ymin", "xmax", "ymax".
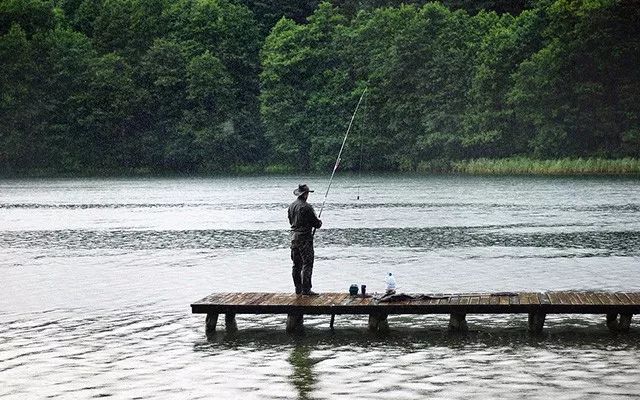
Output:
[{"xmin": 314, "ymin": 87, "xmax": 367, "ymax": 234}]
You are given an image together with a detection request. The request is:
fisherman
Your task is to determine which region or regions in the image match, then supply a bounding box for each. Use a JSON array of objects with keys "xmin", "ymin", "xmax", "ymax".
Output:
[{"xmin": 288, "ymin": 184, "xmax": 322, "ymax": 295}]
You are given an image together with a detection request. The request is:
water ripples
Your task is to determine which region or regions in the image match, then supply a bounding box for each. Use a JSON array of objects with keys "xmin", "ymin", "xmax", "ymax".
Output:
[
  {"xmin": 2, "ymin": 227, "xmax": 639, "ymax": 257},
  {"xmin": 2, "ymin": 201, "xmax": 640, "ymax": 213},
  {"xmin": 2, "ymin": 309, "xmax": 639, "ymax": 399},
  {"xmin": 1, "ymin": 176, "xmax": 639, "ymax": 399}
]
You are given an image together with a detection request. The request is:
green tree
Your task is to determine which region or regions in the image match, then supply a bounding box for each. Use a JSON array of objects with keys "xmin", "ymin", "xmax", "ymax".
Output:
[
  {"xmin": 0, "ymin": 24, "xmax": 38, "ymax": 171},
  {"xmin": 261, "ymin": 3, "xmax": 352, "ymax": 171},
  {"xmin": 182, "ymin": 50, "xmax": 237, "ymax": 171},
  {"xmin": 79, "ymin": 52, "xmax": 142, "ymax": 168},
  {"xmin": 37, "ymin": 27, "xmax": 97, "ymax": 170},
  {"xmin": 0, "ymin": 0, "xmax": 56, "ymax": 36},
  {"xmin": 509, "ymin": 0, "xmax": 640, "ymax": 157},
  {"xmin": 462, "ymin": 8, "xmax": 545, "ymax": 157}
]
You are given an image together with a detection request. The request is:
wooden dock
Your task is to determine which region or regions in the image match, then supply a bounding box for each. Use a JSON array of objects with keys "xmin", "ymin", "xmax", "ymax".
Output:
[{"xmin": 191, "ymin": 291, "xmax": 639, "ymax": 337}]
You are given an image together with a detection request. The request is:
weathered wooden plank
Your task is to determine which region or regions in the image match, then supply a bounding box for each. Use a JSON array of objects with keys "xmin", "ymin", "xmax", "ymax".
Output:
[
  {"xmin": 358, "ymin": 295, "xmax": 371, "ymax": 306},
  {"xmin": 555, "ymin": 292, "xmax": 571, "ymax": 305},
  {"xmin": 225, "ymin": 293, "xmax": 243, "ymax": 305},
  {"xmin": 428, "ymin": 294, "xmax": 441, "ymax": 305},
  {"xmin": 615, "ymin": 292, "xmax": 633, "ymax": 305},
  {"xmin": 530, "ymin": 292, "xmax": 539, "ymax": 304},
  {"xmin": 325, "ymin": 293, "xmax": 341, "ymax": 306},
  {"xmin": 625, "ymin": 292, "xmax": 640, "ymax": 304},
  {"xmin": 247, "ymin": 293, "xmax": 271, "ymax": 306},
  {"xmin": 192, "ymin": 291, "xmax": 640, "ymax": 316},
  {"xmin": 263, "ymin": 293, "xmax": 280, "ymax": 305},
  {"xmin": 585, "ymin": 292, "xmax": 601, "ymax": 305},
  {"xmin": 518, "ymin": 293, "xmax": 529, "ymax": 305},
  {"xmin": 606, "ymin": 292, "xmax": 623, "ymax": 305},
  {"xmin": 338, "ymin": 295, "xmax": 351, "ymax": 306},
  {"xmin": 547, "ymin": 292, "xmax": 560, "ymax": 304},
  {"xmin": 245, "ymin": 293, "xmax": 263, "ymax": 304},
  {"xmin": 574, "ymin": 291, "xmax": 589, "ymax": 305},
  {"xmin": 539, "ymin": 292, "xmax": 551, "ymax": 305},
  {"xmin": 279, "ymin": 293, "xmax": 298, "ymax": 306},
  {"xmin": 308, "ymin": 295, "xmax": 325, "ymax": 306},
  {"xmin": 335, "ymin": 293, "xmax": 349, "ymax": 305},
  {"xmin": 217, "ymin": 293, "xmax": 237, "ymax": 304},
  {"xmin": 595, "ymin": 292, "xmax": 613, "ymax": 305},
  {"xmin": 264, "ymin": 293, "xmax": 284, "ymax": 306},
  {"xmin": 559, "ymin": 292, "xmax": 573, "ymax": 305},
  {"xmin": 231, "ymin": 293, "xmax": 246, "ymax": 304},
  {"xmin": 202, "ymin": 293, "xmax": 218, "ymax": 303},
  {"xmin": 339, "ymin": 293, "xmax": 353, "ymax": 304},
  {"xmin": 567, "ymin": 292, "xmax": 582, "ymax": 305},
  {"xmin": 326, "ymin": 293, "xmax": 340, "ymax": 306}
]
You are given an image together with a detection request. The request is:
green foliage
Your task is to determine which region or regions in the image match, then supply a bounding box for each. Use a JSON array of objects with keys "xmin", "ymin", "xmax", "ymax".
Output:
[
  {"xmin": 261, "ymin": 0, "xmax": 640, "ymax": 173},
  {"xmin": 0, "ymin": 0, "xmax": 638, "ymax": 175},
  {"xmin": 0, "ymin": 0, "xmax": 266, "ymax": 174},
  {"xmin": 452, "ymin": 157, "xmax": 640, "ymax": 175},
  {"xmin": 0, "ymin": 0, "xmax": 56, "ymax": 36}
]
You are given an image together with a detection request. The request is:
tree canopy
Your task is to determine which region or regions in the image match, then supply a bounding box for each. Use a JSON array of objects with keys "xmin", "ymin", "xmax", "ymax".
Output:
[{"xmin": 1, "ymin": 0, "xmax": 638, "ymax": 174}]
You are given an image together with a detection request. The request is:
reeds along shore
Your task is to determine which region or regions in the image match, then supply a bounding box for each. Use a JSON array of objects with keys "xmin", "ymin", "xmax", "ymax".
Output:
[{"xmin": 448, "ymin": 158, "xmax": 640, "ymax": 176}]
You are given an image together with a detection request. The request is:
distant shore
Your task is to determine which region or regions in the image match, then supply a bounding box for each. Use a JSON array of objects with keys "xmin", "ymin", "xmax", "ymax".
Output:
[
  {"xmin": 445, "ymin": 157, "xmax": 640, "ymax": 176},
  {"xmin": 2, "ymin": 158, "xmax": 639, "ymax": 178}
]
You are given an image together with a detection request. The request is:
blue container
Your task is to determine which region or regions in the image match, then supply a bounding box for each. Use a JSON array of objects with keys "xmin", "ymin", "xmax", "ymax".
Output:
[{"xmin": 349, "ymin": 284, "xmax": 359, "ymax": 296}]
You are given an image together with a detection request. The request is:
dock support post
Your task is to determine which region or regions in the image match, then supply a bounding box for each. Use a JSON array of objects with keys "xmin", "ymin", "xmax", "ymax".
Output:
[
  {"xmin": 330, "ymin": 314, "xmax": 335, "ymax": 331},
  {"xmin": 528, "ymin": 311, "xmax": 546, "ymax": 334},
  {"xmin": 286, "ymin": 313, "xmax": 304, "ymax": 334},
  {"xmin": 606, "ymin": 313, "xmax": 619, "ymax": 332},
  {"xmin": 225, "ymin": 313, "xmax": 237, "ymax": 333},
  {"xmin": 205, "ymin": 313, "xmax": 218, "ymax": 339},
  {"xmin": 607, "ymin": 313, "xmax": 633, "ymax": 333},
  {"xmin": 619, "ymin": 314, "xmax": 632, "ymax": 332},
  {"xmin": 368, "ymin": 314, "xmax": 389, "ymax": 333},
  {"xmin": 449, "ymin": 313, "xmax": 468, "ymax": 332}
]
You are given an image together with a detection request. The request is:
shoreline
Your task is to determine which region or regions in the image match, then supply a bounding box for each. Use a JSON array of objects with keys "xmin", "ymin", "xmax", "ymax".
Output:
[
  {"xmin": 447, "ymin": 157, "xmax": 640, "ymax": 176},
  {"xmin": 1, "ymin": 157, "xmax": 639, "ymax": 178}
]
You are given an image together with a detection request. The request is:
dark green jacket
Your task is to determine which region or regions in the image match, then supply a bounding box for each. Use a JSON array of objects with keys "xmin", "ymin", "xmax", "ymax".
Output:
[{"xmin": 288, "ymin": 197, "xmax": 321, "ymax": 242}]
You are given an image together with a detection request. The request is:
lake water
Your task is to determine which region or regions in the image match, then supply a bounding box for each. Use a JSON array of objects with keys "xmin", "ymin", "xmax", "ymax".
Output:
[{"xmin": 1, "ymin": 175, "xmax": 639, "ymax": 399}]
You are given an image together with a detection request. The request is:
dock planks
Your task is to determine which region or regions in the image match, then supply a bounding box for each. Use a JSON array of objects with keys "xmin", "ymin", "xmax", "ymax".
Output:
[{"xmin": 191, "ymin": 291, "xmax": 640, "ymax": 315}]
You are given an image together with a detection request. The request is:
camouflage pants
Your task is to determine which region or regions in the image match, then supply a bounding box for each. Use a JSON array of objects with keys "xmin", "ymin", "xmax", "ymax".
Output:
[{"xmin": 291, "ymin": 240, "xmax": 314, "ymax": 293}]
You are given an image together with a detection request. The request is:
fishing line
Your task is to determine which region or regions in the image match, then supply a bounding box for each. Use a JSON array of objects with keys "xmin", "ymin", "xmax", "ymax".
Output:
[
  {"xmin": 314, "ymin": 87, "xmax": 368, "ymax": 234},
  {"xmin": 356, "ymin": 89, "xmax": 366, "ymax": 201}
]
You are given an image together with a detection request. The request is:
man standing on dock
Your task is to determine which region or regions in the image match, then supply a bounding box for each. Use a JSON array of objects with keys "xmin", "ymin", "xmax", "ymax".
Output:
[{"xmin": 288, "ymin": 184, "xmax": 322, "ymax": 295}]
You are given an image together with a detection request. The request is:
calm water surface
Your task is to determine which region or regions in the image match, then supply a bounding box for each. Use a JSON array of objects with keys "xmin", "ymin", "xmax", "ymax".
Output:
[{"xmin": 1, "ymin": 175, "xmax": 639, "ymax": 399}]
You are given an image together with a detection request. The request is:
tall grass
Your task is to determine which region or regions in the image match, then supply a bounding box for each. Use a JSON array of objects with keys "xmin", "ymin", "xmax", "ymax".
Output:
[{"xmin": 451, "ymin": 157, "xmax": 640, "ymax": 175}]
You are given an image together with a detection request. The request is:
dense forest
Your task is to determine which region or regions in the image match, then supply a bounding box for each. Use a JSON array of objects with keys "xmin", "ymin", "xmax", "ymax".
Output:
[{"xmin": 1, "ymin": 0, "xmax": 638, "ymax": 174}]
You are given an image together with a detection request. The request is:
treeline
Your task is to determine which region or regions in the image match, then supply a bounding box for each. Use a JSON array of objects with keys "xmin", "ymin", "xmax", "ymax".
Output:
[
  {"xmin": 1, "ymin": 0, "xmax": 638, "ymax": 174},
  {"xmin": 261, "ymin": 0, "xmax": 640, "ymax": 171},
  {"xmin": 1, "ymin": 0, "xmax": 266, "ymax": 173}
]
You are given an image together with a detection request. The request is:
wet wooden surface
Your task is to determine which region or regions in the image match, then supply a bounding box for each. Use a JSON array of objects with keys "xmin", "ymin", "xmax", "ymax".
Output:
[{"xmin": 191, "ymin": 291, "xmax": 640, "ymax": 315}]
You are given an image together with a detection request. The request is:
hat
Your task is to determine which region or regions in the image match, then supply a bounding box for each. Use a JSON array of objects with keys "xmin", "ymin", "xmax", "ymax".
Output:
[{"xmin": 293, "ymin": 184, "xmax": 314, "ymax": 196}]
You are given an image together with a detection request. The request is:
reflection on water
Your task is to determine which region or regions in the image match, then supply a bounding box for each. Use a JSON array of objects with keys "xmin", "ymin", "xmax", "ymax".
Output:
[
  {"xmin": 289, "ymin": 345, "xmax": 316, "ymax": 400},
  {"xmin": 194, "ymin": 321, "xmax": 640, "ymax": 399},
  {"xmin": 0, "ymin": 175, "xmax": 639, "ymax": 399}
]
